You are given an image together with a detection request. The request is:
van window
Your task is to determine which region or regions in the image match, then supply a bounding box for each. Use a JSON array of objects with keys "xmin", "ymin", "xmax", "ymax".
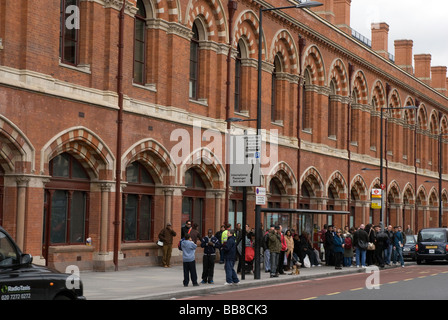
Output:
[
  {"xmin": 0, "ymin": 231, "xmax": 18, "ymax": 266},
  {"xmin": 419, "ymin": 230, "xmax": 447, "ymax": 243}
]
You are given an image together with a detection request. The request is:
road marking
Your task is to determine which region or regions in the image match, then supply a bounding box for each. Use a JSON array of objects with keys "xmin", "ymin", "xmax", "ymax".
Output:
[
  {"xmin": 418, "ymin": 276, "xmax": 427, "ymax": 279},
  {"xmin": 327, "ymin": 292, "xmax": 340, "ymax": 296},
  {"xmin": 350, "ymin": 287, "xmax": 363, "ymax": 291},
  {"xmin": 388, "ymin": 281, "xmax": 399, "ymax": 284},
  {"xmin": 302, "ymin": 297, "xmax": 317, "ymax": 300},
  {"xmin": 403, "ymin": 278, "xmax": 414, "ymax": 281}
]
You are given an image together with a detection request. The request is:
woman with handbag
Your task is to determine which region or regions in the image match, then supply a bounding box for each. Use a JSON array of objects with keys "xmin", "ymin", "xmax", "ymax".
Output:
[{"xmin": 365, "ymin": 224, "xmax": 376, "ymax": 266}]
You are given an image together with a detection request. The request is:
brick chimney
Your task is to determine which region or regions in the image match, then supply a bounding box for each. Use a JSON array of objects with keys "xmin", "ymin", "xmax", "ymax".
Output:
[
  {"xmin": 431, "ymin": 66, "xmax": 447, "ymax": 95},
  {"xmin": 414, "ymin": 54, "xmax": 432, "ymax": 85},
  {"xmin": 394, "ymin": 40, "xmax": 413, "ymax": 74},
  {"xmin": 334, "ymin": 0, "xmax": 351, "ymax": 34},
  {"xmin": 311, "ymin": 0, "xmax": 335, "ymax": 24},
  {"xmin": 371, "ymin": 22, "xmax": 389, "ymax": 59}
]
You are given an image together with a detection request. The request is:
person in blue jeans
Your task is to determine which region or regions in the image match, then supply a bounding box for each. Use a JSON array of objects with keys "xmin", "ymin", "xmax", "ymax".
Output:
[
  {"xmin": 393, "ymin": 226, "xmax": 405, "ymax": 267},
  {"xmin": 221, "ymin": 229, "xmax": 240, "ymax": 285},
  {"xmin": 353, "ymin": 224, "xmax": 368, "ymax": 267},
  {"xmin": 181, "ymin": 233, "xmax": 199, "ymax": 287}
]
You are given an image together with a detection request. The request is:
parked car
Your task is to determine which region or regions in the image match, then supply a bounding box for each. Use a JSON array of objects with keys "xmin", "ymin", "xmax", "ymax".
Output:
[
  {"xmin": 416, "ymin": 228, "xmax": 448, "ymax": 265},
  {"xmin": 403, "ymin": 234, "xmax": 417, "ymax": 260},
  {"xmin": 0, "ymin": 226, "xmax": 85, "ymax": 300}
]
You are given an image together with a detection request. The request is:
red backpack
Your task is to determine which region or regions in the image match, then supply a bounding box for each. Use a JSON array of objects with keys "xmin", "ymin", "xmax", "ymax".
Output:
[{"xmin": 344, "ymin": 236, "xmax": 352, "ymax": 249}]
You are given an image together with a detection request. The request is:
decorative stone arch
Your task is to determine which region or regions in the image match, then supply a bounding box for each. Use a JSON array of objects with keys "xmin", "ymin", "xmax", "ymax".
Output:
[
  {"xmin": 429, "ymin": 110, "xmax": 440, "ymax": 135},
  {"xmin": 368, "ymin": 177, "xmax": 382, "ymax": 191},
  {"xmin": 122, "ymin": 138, "xmax": 177, "ymax": 185},
  {"xmin": 402, "ymin": 183, "xmax": 415, "ymax": 204},
  {"xmin": 387, "ymin": 180, "xmax": 401, "ymax": 205},
  {"xmin": 232, "ymin": 10, "xmax": 264, "ymax": 60},
  {"xmin": 185, "ymin": 0, "xmax": 227, "ymax": 43},
  {"xmin": 328, "ymin": 59, "xmax": 349, "ymax": 96},
  {"xmin": 326, "ymin": 170, "xmax": 348, "ymax": 199},
  {"xmin": 403, "ymin": 96, "xmax": 417, "ymax": 125},
  {"xmin": 416, "ymin": 185, "xmax": 428, "ymax": 206},
  {"xmin": 268, "ymin": 29, "xmax": 298, "ymax": 74},
  {"xmin": 179, "ymin": 147, "xmax": 225, "ymax": 189},
  {"xmin": 302, "ymin": 45, "xmax": 325, "ymax": 86},
  {"xmin": 440, "ymin": 114, "xmax": 448, "ymax": 134},
  {"xmin": 0, "ymin": 115, "xmax": 35, "ymax": 174},
  {"xmin": 417, "ymin": 103, "xmax": 428, "ymax": 130},
  {"xmin": 300, "ymin": 166, "xmax": 324, "ymax": 198},
  {"xmin": 267, "ymin": 161, "xmax": 297, "ymax": 196},
  {"xmin": 370, "ymin": 80, "xmax": 386, "ymax": 111},
  {"xmin": 351, "ymin": 70, "xmax": 368, "ymax": 105},
  {"xmin": 41, "ymin": 127, "xmax": 115, "ymax": 180},
  {"xmin": 428, "ymin": 187, "xmax": 439, "ymax": 205},
  {"xmin": 350, "ymin": 174, "xmax": 368, "ymax": 201}
]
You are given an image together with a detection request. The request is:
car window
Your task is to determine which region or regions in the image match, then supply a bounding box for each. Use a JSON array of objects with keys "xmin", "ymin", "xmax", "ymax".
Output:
[
  {"xmin": 405, "ymin": 235, "xmax": 416, "ymax": 244},
  {"xmin": 419, "ymin": 230, "xmax": 447, "ymax": 243},
  {"xmin": 0, "ymin": 231, "xmax": 18, "ymax": 267}
]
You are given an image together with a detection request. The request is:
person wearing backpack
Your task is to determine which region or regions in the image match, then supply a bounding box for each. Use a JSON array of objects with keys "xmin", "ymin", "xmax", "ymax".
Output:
[{"xmin": 343, "ymin": 229, "xmax": 354, "ymax": 267}]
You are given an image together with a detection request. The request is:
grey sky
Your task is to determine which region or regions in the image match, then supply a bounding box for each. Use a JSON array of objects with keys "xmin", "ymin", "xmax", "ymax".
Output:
[{"xmin": 350, "ymin": 0, "xmax": 448, "ymax": 68}]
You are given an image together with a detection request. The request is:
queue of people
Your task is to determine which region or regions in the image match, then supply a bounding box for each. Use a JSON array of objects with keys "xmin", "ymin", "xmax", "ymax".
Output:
[{"xmin": 158, "ymin": 220, "xmax": 408, "ymax": 287}]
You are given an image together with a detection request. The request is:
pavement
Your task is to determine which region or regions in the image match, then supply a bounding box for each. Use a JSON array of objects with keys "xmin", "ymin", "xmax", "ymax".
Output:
[{"xmin": 79, "ymin": 261, "xmax": 401, "ymax": 300}]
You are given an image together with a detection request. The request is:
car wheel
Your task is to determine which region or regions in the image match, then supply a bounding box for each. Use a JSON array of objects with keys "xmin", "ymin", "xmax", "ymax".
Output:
[
  {"xmin": 416, "ymin": 258, "xmax": 422, "ymax": 265},
  {"xmin": 54, "ymin": 294, "xmax": 72, "ymax": 300}
]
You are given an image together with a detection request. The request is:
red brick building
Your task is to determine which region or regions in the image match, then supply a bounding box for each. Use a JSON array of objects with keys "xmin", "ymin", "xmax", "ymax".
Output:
[{"xmin": 0, "ymin": 0, "xmax": 447, "ymax": 271}]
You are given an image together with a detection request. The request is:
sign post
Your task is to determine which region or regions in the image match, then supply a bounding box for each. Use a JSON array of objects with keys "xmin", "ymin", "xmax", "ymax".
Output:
[{"xmin": 371, "ymin": 188, "xmax": 382, "ymax": 210}]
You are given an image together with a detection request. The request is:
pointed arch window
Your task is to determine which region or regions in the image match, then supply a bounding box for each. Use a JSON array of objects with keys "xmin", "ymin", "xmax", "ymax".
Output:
[
  {"xmin": 234, "ymin": 42, "xmax": 243, "ymax": 113},
  {"xmin": 59, "ymin": 0, "xmax": 80, "ymax": 65},
  {"xmin": 182, "ymin": 168, "xmax": 206, "ymax": 236},
  {"xmin": 328, "ymin": 79, "xmax": 336, "ymax": 137},
  {"xmin": 123, "ymin": 161, "xmax": 155, "ymax": 242},
  {"xmin": 133, "ymin": 0, "xmax": 147, "ymax": 85},
  {"xmin": 271, "ymin": 56, "xmax": 282, "ymax": 122},
  {"xmin": 43, "ymin": 152, "xmax": 90, "ymax": 257},
  {"xmin": 189, "ymin": 23, "xmax": 200, "ymax": 99}
]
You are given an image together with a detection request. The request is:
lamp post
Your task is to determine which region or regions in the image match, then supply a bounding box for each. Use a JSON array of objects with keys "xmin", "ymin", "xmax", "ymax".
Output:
[
  {"xmin": 225, "ymin": 117, "xmax": 256, "ymax": 280},
  {"xmin": 255, "ymin": 0, "xmax": 323, "ymax": 280},
  {"xmin": 379, "ymin": 104, "xmax": 418, "ymax": 230}
]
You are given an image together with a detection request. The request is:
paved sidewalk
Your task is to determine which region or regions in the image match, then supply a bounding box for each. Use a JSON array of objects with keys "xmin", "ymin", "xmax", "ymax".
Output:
[{"xmin": 80, "ymin": 263, "xmax": 384, "ymax": 300}]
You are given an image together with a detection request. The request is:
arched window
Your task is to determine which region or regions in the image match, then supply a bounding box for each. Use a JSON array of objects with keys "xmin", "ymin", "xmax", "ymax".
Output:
[
  {"xmin": 302, "ymin": 69, "xmax": 311, "ymax": 130},
  {"xmin": 133, "ymin": 0, "xmax": 147, "ymax": 84},
  {"xmin": 271, "ymin": 56, "xmax": 281, "ymax": 122},
  {"xmin": 189, "ymin": 23, "xmax": 200, "ymax": 99},
  {"xmin": 328, "ymin": 79, "xmax": 336, "ymax": 137},
  {"xmin": 123, "ymin": 161, "xmax": 155, "ymax": 242},
  {"xmin": 182, "ymin": 168, "xmax": 206, "ymax": 236},
  {"xmin": 44, "ymin": 153, "xmax": 90, "ymax": 253},
  {"xmin": 59, "ymin": 0, "xmax": 80, "ymax": 65},
  {"xmin": 234, "ymin": 42, "xmax": 243, "ymax": 113}
]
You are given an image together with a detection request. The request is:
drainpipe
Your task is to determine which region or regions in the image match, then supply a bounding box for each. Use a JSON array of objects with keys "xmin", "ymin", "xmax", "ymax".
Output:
[
  {"xmin": 224, "ymin": 0, "xmax": 237, "ymax": 224},
  {"xmin": 297, "ymin": 35, "xmax": 306, "ymax": 212},
  {"xmin": 347, "ymin": 63, "xmax": 354, "ymax": 225},
  {"xmin": 114, "ymin": 0, "xmax": 125, "ymax": 271}
]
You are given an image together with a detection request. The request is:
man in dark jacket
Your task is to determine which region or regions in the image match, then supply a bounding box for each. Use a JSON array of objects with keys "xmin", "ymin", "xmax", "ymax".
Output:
[
  {"xmin": 158, "ymin": 223, "xmax": 177, "ymax": 268},
  {"xmin": 222, "ymin": 229, "xmax": 239, "ymax": 285},
  {"xmin": 325, "ymin": 225, "xmax": 335, "ymax": 266},
  {"xmin": 200, "ymin": 229, "xmax": 220, "ymax": 284},
  {"xmin": 353, "ymin": 224, "xmax": 369, "ymax": 267},
  {"xmin": 268, "ymin": 226, "xmax": 282, "ymax": 278},
  {"xmin": 374, "ymin": 225, "xmax": 387, "ymax": 268}
]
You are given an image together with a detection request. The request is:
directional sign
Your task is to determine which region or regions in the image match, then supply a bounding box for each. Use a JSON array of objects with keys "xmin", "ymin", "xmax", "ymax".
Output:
[{"xmin": 229, "ymin": 134, "xmax": 261, "ymax": 187}]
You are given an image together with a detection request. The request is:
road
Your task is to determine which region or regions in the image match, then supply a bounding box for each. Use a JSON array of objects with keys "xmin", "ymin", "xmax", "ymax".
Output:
[{"xmin": 182, "ymin": 264, "xmax": 448, "ymax": 300}]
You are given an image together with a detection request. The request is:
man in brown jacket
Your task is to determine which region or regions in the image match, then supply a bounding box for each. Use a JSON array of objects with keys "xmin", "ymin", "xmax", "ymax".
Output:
[
  {"xmin": 158, "ymin": 223, "xmax": 177, "ymax": 268},
  {"xmin": 268, "ymin": 226, "xmax": 282, "ymax": 278}
]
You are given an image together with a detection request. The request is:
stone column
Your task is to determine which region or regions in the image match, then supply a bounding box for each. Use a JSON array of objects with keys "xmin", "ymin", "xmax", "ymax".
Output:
[
  {"xmin": 164, "ymin": 188, "xmax": 174, "ymax": 225},
  {"xmin": 100, "ymin": 183, "xmax": 112, "ymax": 254},
  {"xmin": 16, "ymin": 176, "xmax": 30, "ymax": 250}
]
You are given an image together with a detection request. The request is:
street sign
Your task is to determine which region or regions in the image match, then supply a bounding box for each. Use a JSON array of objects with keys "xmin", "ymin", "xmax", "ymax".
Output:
[
  {"xmin": 229, "ymin": 134, "xmax": 261, "ymax": 187},
  {"xmin": 371, "ymin": 188, "xmax": 382, "ymax": 209},
  {"xmin": 255, "ymin": 187, "xmax": 266, "ymax": 205}
]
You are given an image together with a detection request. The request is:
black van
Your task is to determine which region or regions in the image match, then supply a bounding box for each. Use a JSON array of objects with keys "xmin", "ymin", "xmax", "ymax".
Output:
[{"xmin": 416, "ymin": 228, "xmax": 448, "ymax": 264}]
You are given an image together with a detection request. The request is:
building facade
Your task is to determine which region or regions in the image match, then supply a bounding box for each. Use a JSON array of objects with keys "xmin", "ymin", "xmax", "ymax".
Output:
[{"xmin": 0, "ymin": 0, "xmax": 447, "ymax": 271}]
